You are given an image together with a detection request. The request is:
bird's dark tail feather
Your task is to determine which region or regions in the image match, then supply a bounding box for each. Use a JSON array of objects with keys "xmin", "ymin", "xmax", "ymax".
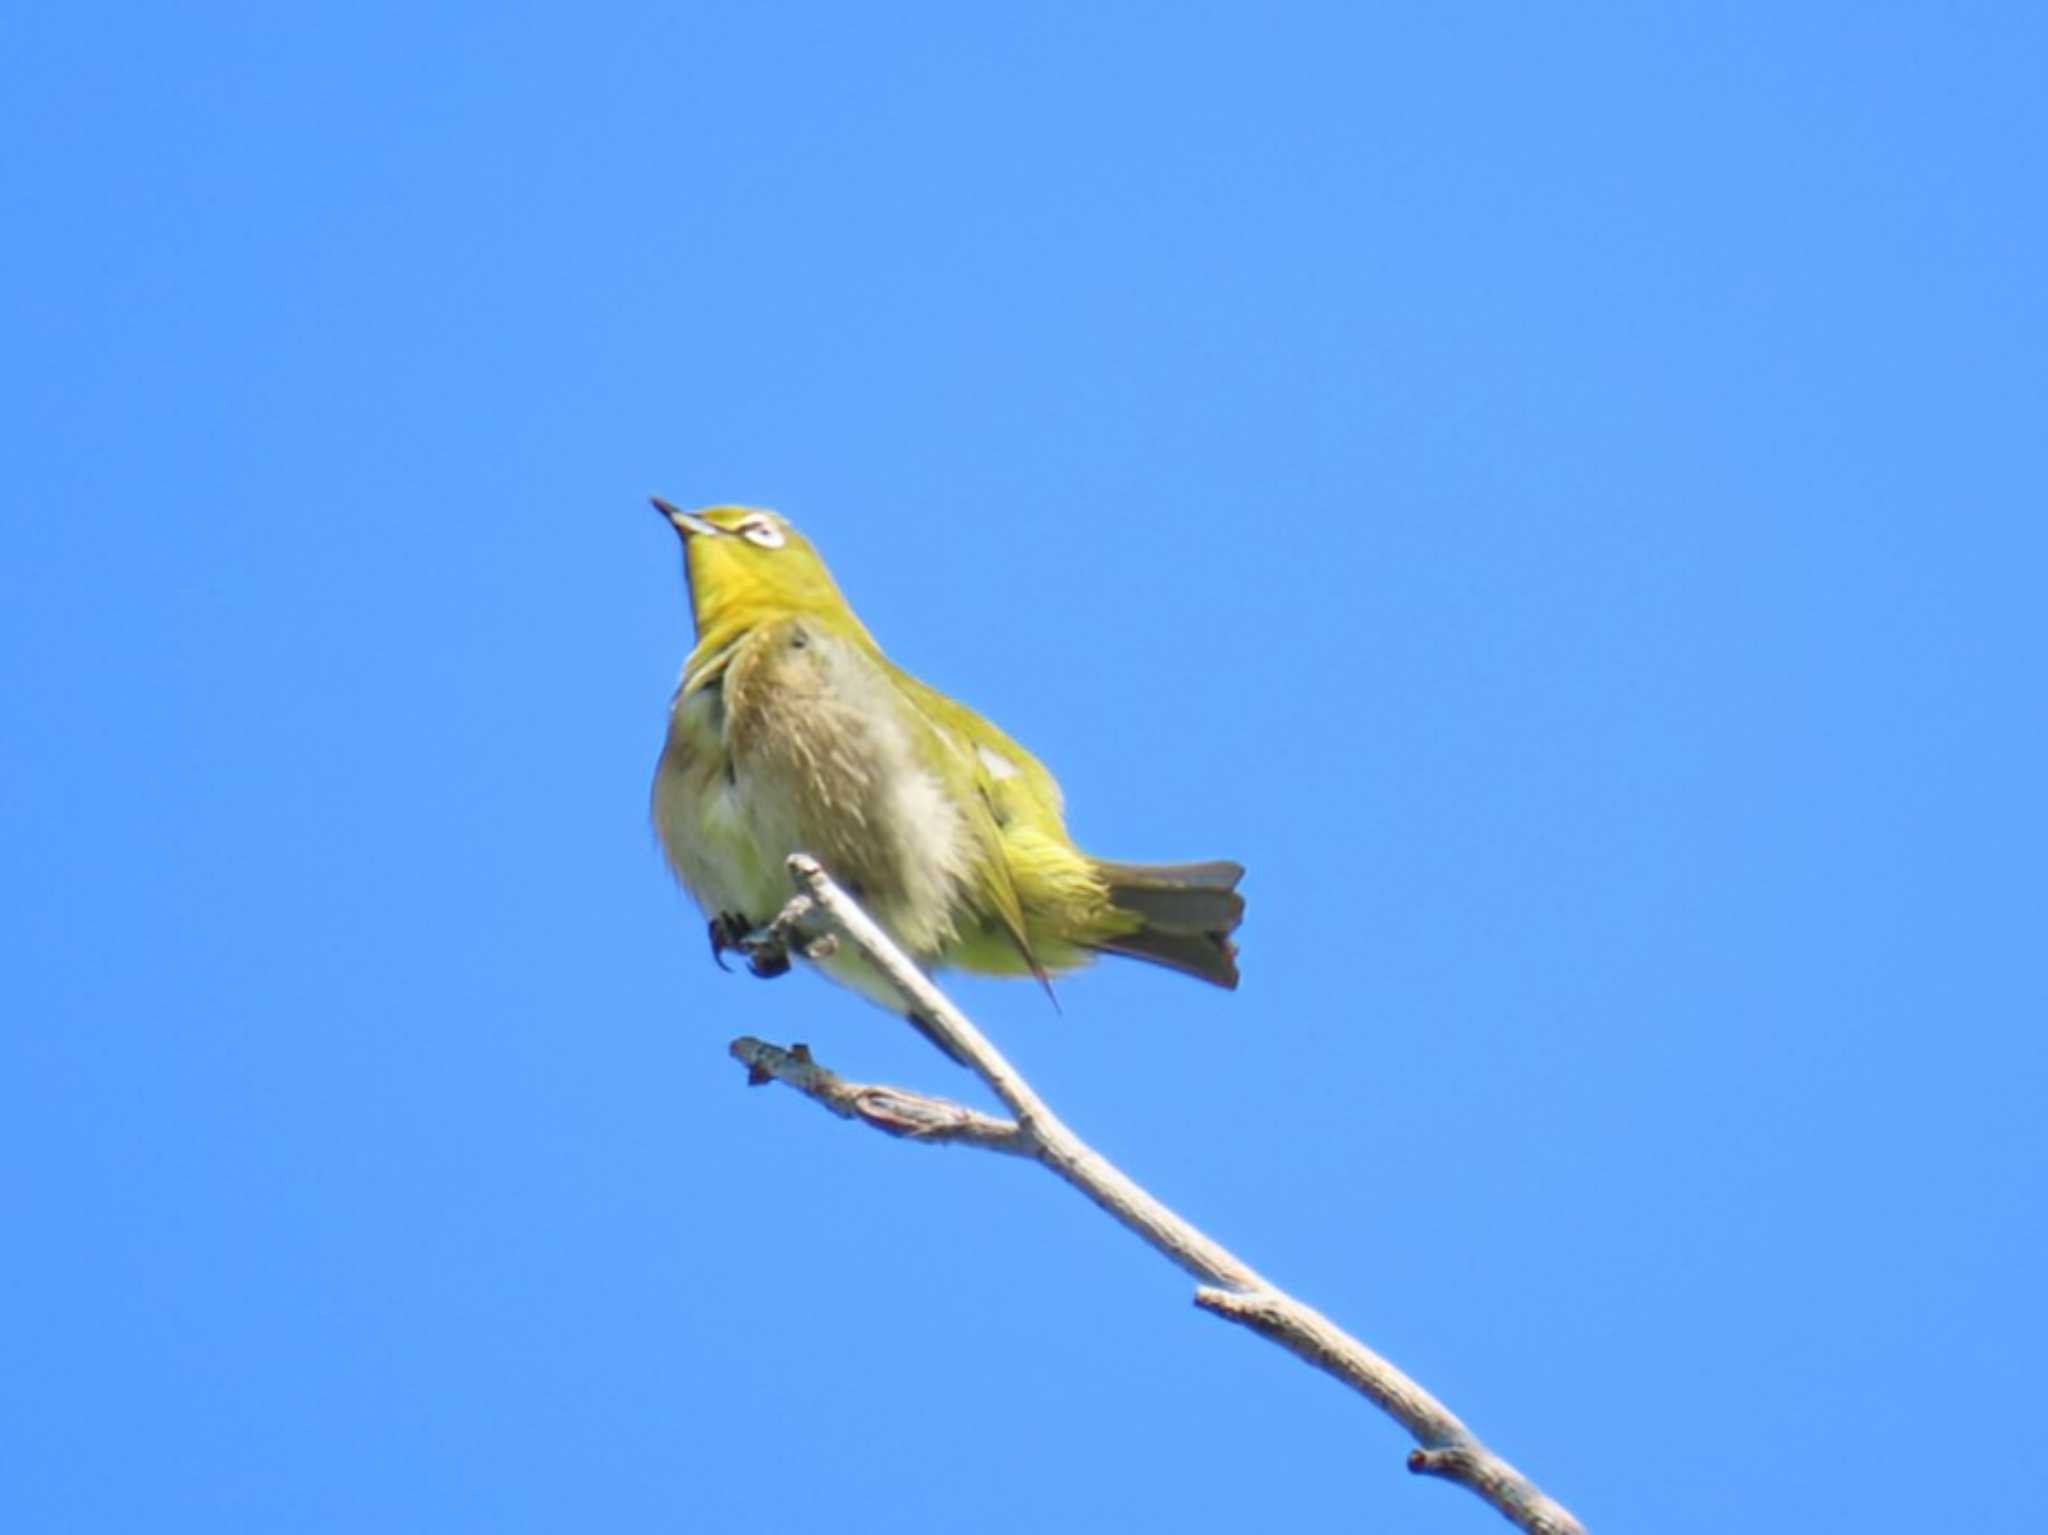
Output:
[{"xmin": 1088, "ymin": 858, "xmax": 1245, "ymax": 989}]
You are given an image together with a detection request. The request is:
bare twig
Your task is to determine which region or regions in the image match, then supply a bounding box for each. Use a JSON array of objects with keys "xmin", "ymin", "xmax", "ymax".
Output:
[
  {"xmin": 730, "ymin": 853, "xmax": 1586, "ymax": 1534},
  {"xmin": 729, "ymin": 1038, "xmax": 1032, "ymax": 1154}
]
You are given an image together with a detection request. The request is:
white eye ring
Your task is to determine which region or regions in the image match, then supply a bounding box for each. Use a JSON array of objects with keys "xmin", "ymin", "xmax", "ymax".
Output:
[{"xmin": 737, "ymin": 516, "xmax": 785, "ymax": 549}]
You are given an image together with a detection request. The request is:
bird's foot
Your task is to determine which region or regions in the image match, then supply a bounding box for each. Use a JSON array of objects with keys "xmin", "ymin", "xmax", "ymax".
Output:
[
  {"xmin": 710, "ymin": 911, "xmax": 802, "ymax": 980},
  {"xmin": 732, "ymin": 915, "xmax": 794, "ymax": 979},
  {"xmin": 739, "ymin": 928, "xmax": 792, "ymax": 979},
  {"xmin": 708, "ymin": 913, "xmax": 746, "ymax": 972}
]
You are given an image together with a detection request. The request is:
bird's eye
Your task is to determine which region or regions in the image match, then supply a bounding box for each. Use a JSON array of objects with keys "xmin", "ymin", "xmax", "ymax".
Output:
[{"xmin": 736, "ymin": 516, "xmax": 786, "ymax": 550}]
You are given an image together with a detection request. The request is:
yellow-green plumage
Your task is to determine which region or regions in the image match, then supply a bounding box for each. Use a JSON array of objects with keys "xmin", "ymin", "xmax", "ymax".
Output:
[{"xmin": 650, "ymin": 500, "xmax": 1243, "ymax": 1008}]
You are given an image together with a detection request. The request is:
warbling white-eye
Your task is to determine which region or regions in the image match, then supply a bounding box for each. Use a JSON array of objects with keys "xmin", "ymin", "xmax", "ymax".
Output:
[{"xmin": 649, "ymin": 500, "xmax": 1244, "ymax": 1010}]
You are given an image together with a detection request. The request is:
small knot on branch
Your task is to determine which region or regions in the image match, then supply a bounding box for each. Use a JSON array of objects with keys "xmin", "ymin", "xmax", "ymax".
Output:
[{"xmin": 1408, "ymin": 1443, "xmax": 1482, "ymax": 1480}]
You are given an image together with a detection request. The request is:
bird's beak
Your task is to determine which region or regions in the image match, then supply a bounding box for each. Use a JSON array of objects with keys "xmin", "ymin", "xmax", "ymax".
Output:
[{"xmin": 650, "ymin": 496, "xmax": 722, "ymax": 538}]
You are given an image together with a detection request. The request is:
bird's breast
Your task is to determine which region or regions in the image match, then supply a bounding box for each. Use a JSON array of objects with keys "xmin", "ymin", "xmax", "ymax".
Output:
[{"xmin": 719, "ymin": 624, "xmax": 977, "ymax": 957}]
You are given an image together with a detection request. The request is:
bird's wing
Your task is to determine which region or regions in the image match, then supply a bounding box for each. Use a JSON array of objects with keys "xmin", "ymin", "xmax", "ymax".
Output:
[
  {"xmin": 894, "ymin": 681, "xmax": 1049, "ymax": 989},
  {"xmin": 892, "ymin": 672, "xmax": 1066, "ymax": 827}
]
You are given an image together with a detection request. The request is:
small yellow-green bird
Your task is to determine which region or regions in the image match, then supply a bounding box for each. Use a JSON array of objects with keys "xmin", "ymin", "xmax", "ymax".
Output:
[{"xmin": 649, "ymin": 499, "xmax": 1244, "ymax": 1010}]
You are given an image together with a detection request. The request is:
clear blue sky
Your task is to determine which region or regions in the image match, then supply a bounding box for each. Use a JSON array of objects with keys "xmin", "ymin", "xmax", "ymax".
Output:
[{"xmin": 5, "ymin": 6, "xmax": 2044, "ymax": 1532}]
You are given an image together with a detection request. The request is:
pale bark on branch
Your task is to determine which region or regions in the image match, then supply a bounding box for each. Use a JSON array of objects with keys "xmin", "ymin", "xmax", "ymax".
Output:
[{"xmin": 727, "ymin": 853, "xmax": 1586, "ymax": 1535}]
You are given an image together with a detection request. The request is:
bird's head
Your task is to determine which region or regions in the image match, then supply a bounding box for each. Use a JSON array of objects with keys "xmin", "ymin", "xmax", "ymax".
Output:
[{"xmin": 653, "ymin": 500, "xmax": 874, "ymax": 679}]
